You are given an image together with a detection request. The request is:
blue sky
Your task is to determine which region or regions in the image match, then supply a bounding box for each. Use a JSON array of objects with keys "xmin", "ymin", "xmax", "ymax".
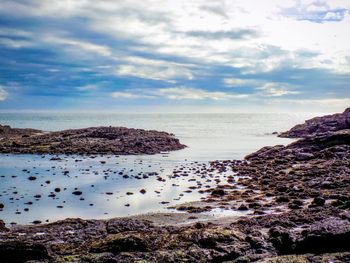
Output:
[{"xmin": 0, "ymin": 0, "xmax": 349, "ymax": 112}]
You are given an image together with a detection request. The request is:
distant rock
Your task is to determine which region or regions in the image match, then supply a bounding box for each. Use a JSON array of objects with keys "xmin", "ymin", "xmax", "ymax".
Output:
[
  {"xmin": 0, "ymin": 126, "xmax": 186, "ymax": 155},
  {"xmin": 279, "ymin": 107, "xmax": 350, "ymax": 138}
]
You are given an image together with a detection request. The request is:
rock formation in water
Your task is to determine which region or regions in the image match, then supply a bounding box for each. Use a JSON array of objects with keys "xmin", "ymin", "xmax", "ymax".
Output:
[
  {"xmin": 279, "ymin": 107, "xmax": 350, "ymax": 138},
  {"xmin": 0, "ymin": 125, "xmax": 186, "ymax": 155},
  {"xmin": 0, "ymin": 108, "xmax": 349, "ymax": 262}
]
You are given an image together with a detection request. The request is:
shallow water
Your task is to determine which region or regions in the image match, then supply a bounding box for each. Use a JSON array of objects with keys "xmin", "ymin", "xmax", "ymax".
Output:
[{"xmin": 0, "ymin": 113, "xmax": 316, "ymax": 225}]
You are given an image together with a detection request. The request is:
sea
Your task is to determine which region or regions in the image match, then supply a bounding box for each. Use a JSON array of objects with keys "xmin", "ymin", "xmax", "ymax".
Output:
[{"xmin": 0, "ymin": 112, "xmax": 316, "ymax": 225}]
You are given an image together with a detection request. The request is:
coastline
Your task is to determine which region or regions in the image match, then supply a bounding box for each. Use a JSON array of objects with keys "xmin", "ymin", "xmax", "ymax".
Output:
[{"xmin": 0, "ymin": 108, "xmax": 349, "ymax": 262}]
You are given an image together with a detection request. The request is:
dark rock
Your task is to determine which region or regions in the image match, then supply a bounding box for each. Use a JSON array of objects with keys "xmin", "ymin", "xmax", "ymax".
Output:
[
  {"xmin": 211, "ymin": 189, "xmax": 226, "ymax": 196},
  {"xmin": 294, "ymin": 218, "xmax": 350, "ymax": 254},
  {"xmin": 0, "ymin": 242, "xmax": 50, "ymax": 263},
  {"xmin": 90, "ymin": 234, "xmax": 149, "ymax": 253},
  {"xmin": 238, "ymin": 204, "xmax": 249, "ymax": 211},
  {"xmin": 0, "ymin": 220, "xmax": 8, "ymax": 232},
  {"xmin": 312, "ymin": 197, "xmax": 326, "ymax": 206},
  {"xmin": 279, "ymin": 107, "xmax": 350, "ymax": 138},
  {"xmin": 0, "ymin": 126, "xmax": 186, "ymax": 155}
]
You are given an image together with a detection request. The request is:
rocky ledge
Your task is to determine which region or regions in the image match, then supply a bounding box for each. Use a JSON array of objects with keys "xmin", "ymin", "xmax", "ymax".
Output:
[
  {"xmin": 279, "ymin": 107, "xmax": 350, "ymax": 138},
  {"xmin": 0, "ymin": 108, "xmax": 349, "ymax": 262},
  {"xmin": 0, "ymin": 125, "xmax": 186, "ymax": 155}
]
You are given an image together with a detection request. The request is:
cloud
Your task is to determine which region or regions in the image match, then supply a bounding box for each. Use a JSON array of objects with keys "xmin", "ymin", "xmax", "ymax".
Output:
[
  {"xmin": 184, "ymin": 29, "xmax": 259, "ymax": 40},
  {"xmin": 257, "ymin": 83, "xmax": 301, "ymax": 97},
  {"xmin": 0, "ymin": 86, "xmax": 7, "ymax": 101},
  {"xmin": 44, "ymin": 36, "xmax": 112, "ymax": 57},
  {"xmin": 0, "ymin": 37, "xmax": 33, "ymax": 49},
  {"xmin": 111, "ymin": 91, "xmax": 154, "ymax": 99},
  {"xmin": 280, "ymin": 1, "xmax": 350, "ymax": 23},
  {"xmin": 0, "ymin": 0, "xmax": 348, "ymax": 111},
  {"xmin": 116, "ymin": 57, "xmax": 194, "ymax": 82},
  {"xmin": 77, "ymin": 84, "xmax": 99, "ymax": 91},
  {"xmin": 111, "ymin": 86, "xmax": 248, "ymax": 100},
  {"xmin": 223, "ymin": 78, "xmax": 257, "ymax": 87}
]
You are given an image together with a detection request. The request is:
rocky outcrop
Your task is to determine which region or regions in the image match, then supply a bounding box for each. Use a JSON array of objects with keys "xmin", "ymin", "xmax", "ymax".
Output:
[
  {"xmin": 0, "ymin": 108, "xmax": 349, "ymax": 262},
  {"xmin": 0, "ymin": 126, "xmax": 186, "ymax": 155},
  {"xmin": 279, "ymin": 107, "xmax": 350, "ymax": 138}
]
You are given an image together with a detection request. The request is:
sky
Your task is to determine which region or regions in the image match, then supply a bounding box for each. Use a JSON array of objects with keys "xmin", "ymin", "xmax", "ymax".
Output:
[{"xmin": 0, "ymin": 0, "xmax": 349, "ymax": 113}]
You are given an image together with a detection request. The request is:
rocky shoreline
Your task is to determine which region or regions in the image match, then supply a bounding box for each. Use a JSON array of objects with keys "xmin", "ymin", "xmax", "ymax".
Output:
[
  {"xmin": 0, "ymin": 108, "xmax": 349, "ymax": 262},
  {"xmin": 0, "ymin": 126, "xmax": 186, "ymax": 155}
]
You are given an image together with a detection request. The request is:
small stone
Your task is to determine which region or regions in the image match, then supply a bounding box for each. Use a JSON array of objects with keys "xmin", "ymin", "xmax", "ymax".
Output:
[
  {"xmin": 72, "ymin": 191, "xmax": 82, "ymax": 196},
  {"xmin": 211, "ymin": 189, "xmax": 226, "ymax": 196},
  {"xmin": 238, "ymin": 204, "xmax": 248, "ymax": 211},
  {"xmin": 312, "ymin": 196, "xmax": 325, "ymax": 206}
]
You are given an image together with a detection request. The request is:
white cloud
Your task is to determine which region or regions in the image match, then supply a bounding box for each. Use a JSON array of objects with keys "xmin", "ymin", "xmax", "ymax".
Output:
[
  {"xmin": 116, "ymin": 56, "xmax": 194, "ymax": 82},
  {"xmin": 0, "ymin": 37, "xmax": 32, "ymax": 49},
  {"xmin": 223, "ymin": 78, "xmax": 257, "ymax": 87},
  {"xmin": 0, "ymin": 86, "xmax": 8, "ymax": 101},
  {"xmin": 257, "ymin": 83, "xmax": 301, "ymax": 97},
  {"xmin": 269, "ymin": 98, "xmax": 350, "ymax": 112},
  {"xmin": 44, "ymin": 36, "xmax": 112, "ymax": 57},
  {"xmin": 3, "ymin": 0, "xmax": 348, "ymax": 75},
  {"xmin": 111, "ymin": 91, "xmax": 155, "ymax": 99},
  {"xmin": 111, "ymin": 86, "xmax": 248, "ymax": 100}
]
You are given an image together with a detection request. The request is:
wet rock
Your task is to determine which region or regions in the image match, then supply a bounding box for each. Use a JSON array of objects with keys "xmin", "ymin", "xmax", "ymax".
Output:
[
  {"xmin": 279, "ymin": 107, "xmax": 350, "ymax": 138},
  {"xmin": 28, "ymin": 176, "xmax": 37, "ymax": 181},
  {"xmin": 238, "ymin": 204, "xmax": 249, "ymax": 211},
  {"xmin": 269, "ymin": 226, "xmax": 294, "ymax": 254},
  {"xmin": 294, "ymin": 218, "xmax": 350, "ymax": 254},
  {"xmin": 90, "ymin": 234, "xmax": 149, "ymax": 253},
  {"xmin": 0, "ymin": 126, "xmax": 186, "ymax": 155},
  {"xmin": 106, "ymin": 219, "xmax": 152, "ymax": 234},
  {"xmin": 276, "ymin": 196, "xmax": 290, "ymax": 203},
  {"xmin": 0, "ymin": 242, "xmax": 50, "ymax": 263},
  {"xmin": 72, "ymin": 191, "xmax": 82, "ymax": 196},
  {"xmin": 211, "ymin": 189, "xmax": 226, "ymax": 196},
  {"xmin": 0, "ymin": 220, "xmax": 8, "ymax": 231},
  {"xmin": 312, "ymin": 197, "xmax": 326, "ymax": 206}
]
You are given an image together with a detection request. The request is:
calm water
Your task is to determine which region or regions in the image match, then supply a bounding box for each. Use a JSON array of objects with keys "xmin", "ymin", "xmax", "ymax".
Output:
[{"xmin": 0, "ymin": 113, "xmax": 315, "ymax": 225}]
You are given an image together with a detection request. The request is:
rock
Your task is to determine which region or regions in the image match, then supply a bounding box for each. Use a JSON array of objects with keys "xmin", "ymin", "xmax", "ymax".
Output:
[
  {"xmin": 0, "ymin": 220, "xmax": 8, "ymax": 232},
  {"xmin": 140, "ymin": 189, "xmax": 146, "ymax": 194},
  {"xmin": 279, "ymin": 107, "xmax": 350, "ymax": 138},
  {"xmin": 312, "ymin": 197, "xmax": 326, "ymax": 206},
  {"xmin": 0, "ymin": 126, "xmax": 186, "ymax": 155},
  {"xmin": 0, "ymin": 242, "xmax": 50, "ymax": 263},
  {"xmin": 90, "ymin": 234, "xmax": 149, "ymax": 254},
  {"xmin": 0, "ymin": 203, "xmax": 4, "ymax": 209},
  {"xmin": 106, "ymin": 219, "xmax": 152, "ymax": 234},
  {"xmin": 72, "ymin": 191, "xmax": 82, "ymax": 196},
  {"xmin": 28, "ymin": 176, "xmax": 37, "ymax": 181},
  {"xmin": 294, "ymin": 218, "xmax": 350, "ymax": 254},
  {"xmin": 269, "ymin": 226, "xmax": 294, "ymax": 254},
  {"xmin": 238, "ymin": 204, "xmax": 249, "ymax": 211},
  {"xmin": 276, "ymin": 196, "xmax": 290, "ymax": 203},
  {"xmin": 211, "ymin": 189, "xmax": 226, "ymax": 196}
]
